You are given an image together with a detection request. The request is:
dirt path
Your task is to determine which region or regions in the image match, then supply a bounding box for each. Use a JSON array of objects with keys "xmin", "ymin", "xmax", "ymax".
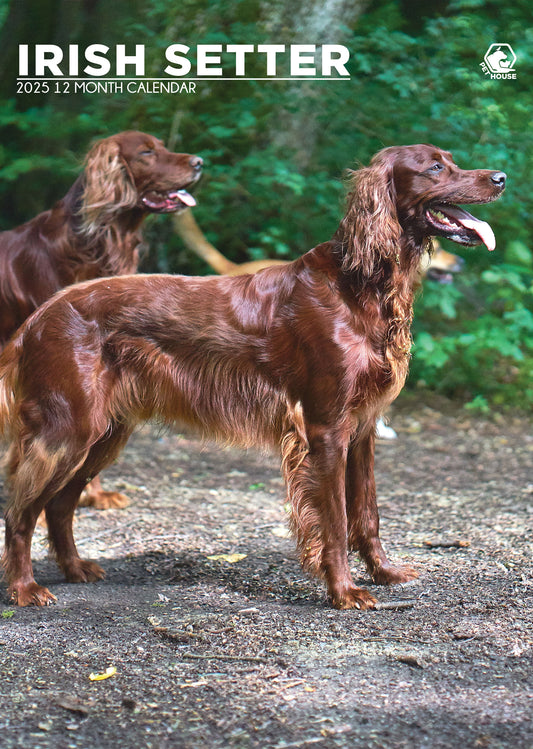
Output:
[{"xmin": 1, "ymin": 397, "xmax": 532, "ymax": 748}]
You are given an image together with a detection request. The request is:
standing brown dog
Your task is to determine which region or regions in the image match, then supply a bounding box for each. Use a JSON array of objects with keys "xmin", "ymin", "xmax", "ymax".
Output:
[
  {"xmin": 0, "ymin": 131, "xmax": 202, "ymax": 508},
  {"xmin": 0, "ymin": 144, "xmax": 505, "ymax": 607}
]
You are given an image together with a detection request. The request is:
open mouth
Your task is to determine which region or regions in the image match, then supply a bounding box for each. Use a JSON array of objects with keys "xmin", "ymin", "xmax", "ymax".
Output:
[
  {"xmin": 141, "ymin": 188, "xmax": 197, "ymax": 213},
  {"xmin": 425, "ymin": 204, "xmax": 496, "ymax": 251}
]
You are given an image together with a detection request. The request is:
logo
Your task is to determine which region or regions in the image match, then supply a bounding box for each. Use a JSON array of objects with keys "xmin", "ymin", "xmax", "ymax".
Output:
[{"xmin": 481, "ymin": 44, "xmax": 516, "ymax": 79}]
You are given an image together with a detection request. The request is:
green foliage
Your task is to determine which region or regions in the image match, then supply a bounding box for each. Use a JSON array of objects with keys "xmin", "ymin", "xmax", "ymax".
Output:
[
  {"xmin": 464, "ymin": 395, "xmax": 491, "ymax": 415},
  {"xmin": 412, "ymin": 260, "xmax": 533, "ymax": 408},
  {"xmin": 0, "ymin": 0, "xmax": 532, "ymax": 409}
]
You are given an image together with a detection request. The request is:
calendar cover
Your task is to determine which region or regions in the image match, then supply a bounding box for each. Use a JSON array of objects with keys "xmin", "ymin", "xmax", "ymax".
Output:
[{"xmin": 0, "ymin": 5, "xmax": 532, "ymax": 749}]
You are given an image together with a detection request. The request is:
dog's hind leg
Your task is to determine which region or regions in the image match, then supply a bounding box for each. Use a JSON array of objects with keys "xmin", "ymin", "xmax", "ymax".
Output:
[
  {"xmin": 45, "ymin": 475, "xmax": 106, "ymax": 584},
  {"xmin": 2, "ymin": 444, "xmax": 89, "ymax": 607},
  {"xmin": 3, "ymin": 499, "xmax": 58, "ymax": 607},
  {"xmin": 2, "ymin": 423, "xmax": 95, "ymax": 605},
  {"xmin": 46, "ymin": 423, "xmax": 133, "ymax": 585}
]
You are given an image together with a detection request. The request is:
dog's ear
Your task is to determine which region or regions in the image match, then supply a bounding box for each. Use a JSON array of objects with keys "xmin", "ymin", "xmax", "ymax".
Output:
[
  {"xmin": 336, "ymin": 150, "xmax": 402, "ymax": 276},
  {"xmin": 79, "ymin": 138, "xmax": 138, "ymax": 235}
]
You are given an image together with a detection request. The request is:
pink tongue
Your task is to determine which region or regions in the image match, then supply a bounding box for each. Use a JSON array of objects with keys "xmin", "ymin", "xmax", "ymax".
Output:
[
  {"xmin": 169, "ymin": 189, "xmax": 196, "ymax": 207},
  {"xmin": 442, "ymin": 205, "xmax": 496, "ymax": 251},
  {"xmin": 460, "ymin": 216, "xmax": 496, "ymax": 251}
]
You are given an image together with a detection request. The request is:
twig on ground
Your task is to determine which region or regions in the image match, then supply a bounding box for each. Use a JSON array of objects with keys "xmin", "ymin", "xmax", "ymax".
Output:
[
  {"xmin": 152, "ymin": 626, "xmax": 207, "ymax": 643},
  {"xmin": 75, "ymin": 519, "xmax": 138, "ymax": 547},
  {"xmin": 374, "ymin": 600, "xmax": 416, "ymax": 610},
  {"xmin": 181, "ymin": 652, "xmax": 269, "ymax": 664},
  {"xmin": 423, "ymin": 539, "xmax": 470, "ymax": 549}
]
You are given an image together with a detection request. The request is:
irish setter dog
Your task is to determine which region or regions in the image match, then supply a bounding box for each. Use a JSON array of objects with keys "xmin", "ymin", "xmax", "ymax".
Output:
[
  {"xmin": 0, "ymin": 130, "xmax": 202, "ymax": 508},
  {"xmin": 0, "ymin": 144, "xmax": 506, "ymax": 607}
]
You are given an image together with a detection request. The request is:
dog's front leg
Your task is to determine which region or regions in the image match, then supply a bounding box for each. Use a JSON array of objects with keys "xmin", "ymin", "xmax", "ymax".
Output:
[
  {"xmin": 284, "ymin": 423, "xmax": 377, "ymax": 609},
  {"xmin": 345, "ymin": 430, "xmax": 418, "ymax": 585}
]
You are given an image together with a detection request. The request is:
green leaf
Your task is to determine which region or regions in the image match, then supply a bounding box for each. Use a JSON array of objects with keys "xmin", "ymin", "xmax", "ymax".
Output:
[
  {"xmin": 505, "ymin": 241, "xmax": 533, "ymax": 268},
  {"xmin": 464, "ymin": 395, "xmax": 490, "ymax": 414}
]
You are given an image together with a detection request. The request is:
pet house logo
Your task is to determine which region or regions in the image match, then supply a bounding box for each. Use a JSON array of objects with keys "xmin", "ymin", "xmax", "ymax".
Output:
[{"xmin": 481, "ymin": 44, "xmax": 517, "ymax": 79}]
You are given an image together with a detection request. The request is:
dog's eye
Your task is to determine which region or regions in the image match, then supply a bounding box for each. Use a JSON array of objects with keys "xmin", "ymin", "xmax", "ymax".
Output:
[
  {"xmin": 139, "ymin": 149, "xmax": 155, "ymax": 157},
  {"xmin": 429, "ymin": 162, "xmax": 444, "ymax": 172}
]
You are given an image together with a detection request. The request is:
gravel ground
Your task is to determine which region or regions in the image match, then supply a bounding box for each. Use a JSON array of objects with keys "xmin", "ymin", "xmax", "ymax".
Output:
[{"xmin": 0, "ymin": 395, "xmax": 532, "ymax": 749}]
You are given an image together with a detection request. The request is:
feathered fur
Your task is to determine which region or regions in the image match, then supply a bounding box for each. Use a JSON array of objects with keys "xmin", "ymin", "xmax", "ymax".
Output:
[{"xmin": 0, "ymin": 144, "xmax": 505, "ymax": 607}]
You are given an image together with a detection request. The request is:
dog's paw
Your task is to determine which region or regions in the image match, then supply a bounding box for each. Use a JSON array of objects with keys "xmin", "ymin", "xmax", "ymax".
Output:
[
  {"xmin": 79, "ymin": 489, "xmax": 130, "ymax": 510},
  {"xmin": 371, "ymin": 562, "xmax": 419, "ymax": 586},
  {"xmin": 63, "ymin": 559, "xmax": 106, "ymax": 583},
  {"xmin": 8, "ymin": 582, "xmax": 58, "ymax": 607},
  {"xmin": 330, "ymin": 585, "xmax": 377, "ymax": 610}
]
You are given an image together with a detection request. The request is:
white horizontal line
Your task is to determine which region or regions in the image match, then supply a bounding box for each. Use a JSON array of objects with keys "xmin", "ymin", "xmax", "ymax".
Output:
[{"xmin": 17, "ymin": 76, "xmax": 350, "ymax": 81}]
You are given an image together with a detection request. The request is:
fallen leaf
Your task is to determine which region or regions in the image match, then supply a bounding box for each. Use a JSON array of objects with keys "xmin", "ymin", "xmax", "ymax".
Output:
[
  {"xmin": 207, "ymin": 553, "xmax": 247, "ymax": 563},
  {"xmin": 89, "ymin": 666, "xmax": 117, "ymax": 681}
]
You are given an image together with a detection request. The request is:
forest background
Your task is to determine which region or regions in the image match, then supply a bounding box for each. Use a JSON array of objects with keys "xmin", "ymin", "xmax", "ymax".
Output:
[{"xmin": 0, "ymin": 0, "xmax": 531, "ymax": 410}]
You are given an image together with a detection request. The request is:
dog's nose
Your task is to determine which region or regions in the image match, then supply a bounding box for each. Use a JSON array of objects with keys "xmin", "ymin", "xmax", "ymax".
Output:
[
  {"xmin": 190, "ymin": 156, "xmax": 203, "ymax": 171},
  {"xmin": 490, "ymin": 171, "xmax": 506, "ymax": 188}
]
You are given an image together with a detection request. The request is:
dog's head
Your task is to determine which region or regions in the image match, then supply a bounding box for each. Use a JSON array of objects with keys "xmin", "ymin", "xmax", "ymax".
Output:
[
  {"xmin": 111, "ymin": 131, "xmax": 203, "ymax": 213},
  {"xmin": 380, "ymin": 144, "xmax": 506, "ymax": 251},
  {"xmin": 337, "ymin": 144, "xmax": 506, "ymax": 277},
  {"xmin": 81, "ymin": 131, "xmax": 203, "ymax": 232}
]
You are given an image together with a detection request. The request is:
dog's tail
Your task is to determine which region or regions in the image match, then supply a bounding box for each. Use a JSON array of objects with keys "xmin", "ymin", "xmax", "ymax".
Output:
[{"xmin": 0, "ymin": 340, "xmax": 20, "ymax": 441}]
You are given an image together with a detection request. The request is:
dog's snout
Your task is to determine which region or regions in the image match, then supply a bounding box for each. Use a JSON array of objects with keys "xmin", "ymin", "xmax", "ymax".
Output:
[
  {"xmin": 190, "ymin": 156, "xmax": 203, "ymax": 171},
  {"xmin": 490, "ymin": 171, "xmax": 506, "ymax": 189}
]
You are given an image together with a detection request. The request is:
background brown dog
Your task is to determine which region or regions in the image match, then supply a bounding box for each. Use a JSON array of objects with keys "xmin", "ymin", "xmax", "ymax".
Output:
[{"xmin": 0, "ymin": 131, "xmax": 202, "ymax": 509}]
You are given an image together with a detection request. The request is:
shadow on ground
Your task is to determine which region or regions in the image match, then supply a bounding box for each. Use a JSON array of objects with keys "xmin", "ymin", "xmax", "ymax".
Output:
[{"xmin": 1, "ymin": 396, "xmax": 532, "ymax": 748}]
